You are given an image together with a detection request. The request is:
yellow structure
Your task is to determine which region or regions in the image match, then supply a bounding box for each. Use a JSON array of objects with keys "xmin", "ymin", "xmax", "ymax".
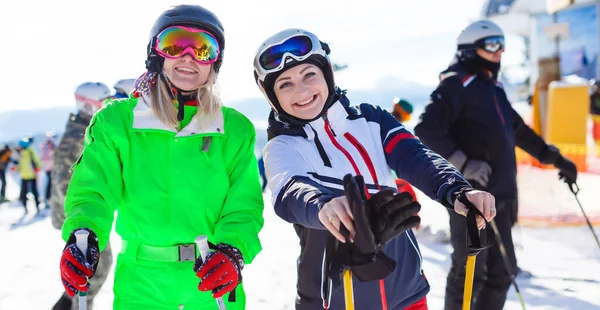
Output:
[
  {"xmin": 546, "ymin": 80, "xmax": 590, "ymax": 144},
  {"xmin": 544, "ymin": 78, "xmax": 590, "ymax": 171}
]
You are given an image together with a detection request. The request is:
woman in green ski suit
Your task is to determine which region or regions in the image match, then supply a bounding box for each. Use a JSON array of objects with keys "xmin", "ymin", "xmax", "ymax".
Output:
[{"xmin": 58, "ymin": 5, "xmax": 264, "ymax": 310}]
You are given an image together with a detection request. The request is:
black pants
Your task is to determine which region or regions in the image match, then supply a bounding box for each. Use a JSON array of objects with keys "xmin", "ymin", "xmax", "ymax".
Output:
[
  {"xmin": 20, "ymin": 178, "xmax": 40, "ymax": 211},
  {"xmin": 45, "ymin": 170, "xmax": 52, "ymax": 201},
  {"xmin": 0, "ymin": 169, "xmax": 6, "ymax": 198},
  {"xmin": 444, "ymin": 201, "xmax": 517, "ymax": 310}
]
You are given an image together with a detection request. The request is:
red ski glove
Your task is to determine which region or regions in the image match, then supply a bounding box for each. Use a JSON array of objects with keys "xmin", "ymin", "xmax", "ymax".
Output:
[
  {"xmin": 194, "ymin": 243, "xmax": 244, "ymax": 299},
  {"xmin": 59, "ymin": 228, "xmax": 100, "ymax": 297}
]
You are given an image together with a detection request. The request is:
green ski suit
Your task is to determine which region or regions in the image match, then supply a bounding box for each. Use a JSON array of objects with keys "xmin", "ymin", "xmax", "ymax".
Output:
[{"xmin": 62, "ymin": 95, "xmax": 264, "ymax": 309}]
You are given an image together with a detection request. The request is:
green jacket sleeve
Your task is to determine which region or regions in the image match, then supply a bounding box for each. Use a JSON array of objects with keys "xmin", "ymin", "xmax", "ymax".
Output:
[
  {"xmin": 61, "ymin": 108, "xmax": 123, "ymax": 251},
  {"xmin": 213, "ymin": 109, "xmax": 264, "ymax": 264}
]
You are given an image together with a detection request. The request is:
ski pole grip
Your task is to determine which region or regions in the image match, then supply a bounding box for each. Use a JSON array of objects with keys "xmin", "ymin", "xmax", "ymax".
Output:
[
  {"xmin": 74, "ymin": 230, "xmax": 89, "ymax": 310},
  {"xmin": 195, "ymin": 235, "xmax": 211, "ymax": 261},
  {"xmin": 457, "ymin": 194, "xmax": 494, "ymax": 255},
  {"xmin": 75, "ymin": 230, "xmax": 89, "ymax": 255},
  {"xmin": 195, "ymin": 236, "xmax": 227, "ymax": 310}
]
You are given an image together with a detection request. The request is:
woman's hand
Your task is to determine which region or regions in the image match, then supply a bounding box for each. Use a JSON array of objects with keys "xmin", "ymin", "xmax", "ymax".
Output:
[
  {"xmin": 453, "ymin": 190, "xmax": 496, "ymax": 229},
  {"xmin": 318, "ymin": 196, "xmax": 355, "ymax": 243}
]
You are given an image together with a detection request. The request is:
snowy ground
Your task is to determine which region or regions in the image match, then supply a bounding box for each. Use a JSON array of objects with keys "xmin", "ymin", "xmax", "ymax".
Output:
[{"xmin": 1, "ymin": 168, "xmax": 600, "ymax": 309}]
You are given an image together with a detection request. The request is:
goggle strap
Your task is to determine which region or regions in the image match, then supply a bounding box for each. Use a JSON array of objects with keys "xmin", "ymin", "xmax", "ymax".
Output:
[{"xmin": 320, "ymin": 41, "xmax": 331, "ymax": 54}]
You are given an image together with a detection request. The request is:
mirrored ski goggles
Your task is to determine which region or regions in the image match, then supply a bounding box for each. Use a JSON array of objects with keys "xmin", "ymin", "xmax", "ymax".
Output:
[
  {"xmin": 256, "ymin": 34, "xmax": 325, "ymax": 78},
  {"xmin": 478, "ymin": 36, "xmax": 505, "ymax": 53},
  {"xmin": 154, "ymin": 26, "xmax": 220, "ymax": 64}
]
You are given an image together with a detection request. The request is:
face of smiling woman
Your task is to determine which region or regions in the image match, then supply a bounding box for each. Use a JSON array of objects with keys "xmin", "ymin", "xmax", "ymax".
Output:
[{"xmin": 273, "ymin": 63, "xmax": 329, "ymax": 120}]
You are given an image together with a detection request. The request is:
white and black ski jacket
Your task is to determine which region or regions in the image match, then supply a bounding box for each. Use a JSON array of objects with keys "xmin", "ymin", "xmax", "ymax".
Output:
[{"xmin": 263, "ymin": 92, "xmax": 470, "ymax": 310}]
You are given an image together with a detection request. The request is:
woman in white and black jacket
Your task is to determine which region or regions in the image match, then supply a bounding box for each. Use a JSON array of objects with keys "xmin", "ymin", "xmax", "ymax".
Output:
[{"xmin": 253, "ymin": 28, "xmax": 497, "ymax": 310}]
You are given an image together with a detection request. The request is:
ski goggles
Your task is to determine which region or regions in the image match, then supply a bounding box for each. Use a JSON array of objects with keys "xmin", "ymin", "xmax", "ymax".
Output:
[
  {"xmin": 154, "ymin": 26, "xmax": 220, "ymax": 64},
  {"xmin": 477, "ymin": 36, "xmax": 505, "ymax": 53},
  {"xmin": 255, "ymin": 32, "xmax": 327, "ymax": 81}
]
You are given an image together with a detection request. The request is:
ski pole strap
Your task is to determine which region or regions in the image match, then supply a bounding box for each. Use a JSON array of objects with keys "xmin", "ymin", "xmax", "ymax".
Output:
[{"xmin": 456, "ymin": 194, "xmax": 495, "ymax": 256}]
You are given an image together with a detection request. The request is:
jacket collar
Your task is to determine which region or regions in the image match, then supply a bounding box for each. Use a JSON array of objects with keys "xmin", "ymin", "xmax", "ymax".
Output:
[
  {"xmin": 442, "ymin": 57, "xmax": 497, "ymax": 84},
  {"xmin": 132, "ymin": 93, "xmax": 224, "ymax": 137}
]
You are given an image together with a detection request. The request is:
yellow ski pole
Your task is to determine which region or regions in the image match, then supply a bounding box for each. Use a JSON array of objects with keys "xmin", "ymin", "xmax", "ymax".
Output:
[
  {"xmin": 457, "ymin": 195, "xmax": 495, "ymax": 310},
  {"xmin": 343, "ymin": 269, "xmax": 355, "ymax": 310},
  {"xmin": 462, "ymin": 255, "xmax": 477, "ymax": 310}
]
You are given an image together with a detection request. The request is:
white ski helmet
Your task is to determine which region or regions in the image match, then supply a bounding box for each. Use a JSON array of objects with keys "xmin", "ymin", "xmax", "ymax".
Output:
[
  {"xmin": 253, "ymin": 28, "xmax": 335, "ymax": 123},
  {"xmin": 113, "ymin": 79, "xmax": 136, "ymax": 98},
  {"xmin": 74, "ymin": 82, "xmax": 111, "ymax": 115},
  {"xmin": 457, "ymin": 20, "xmax": 504, "ymax": 51}
]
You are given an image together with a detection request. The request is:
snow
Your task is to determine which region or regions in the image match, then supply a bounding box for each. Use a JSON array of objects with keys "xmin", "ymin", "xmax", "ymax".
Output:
[{"xmin": 1, "ymin": 168, "xmax": 600, "ymax": 309}]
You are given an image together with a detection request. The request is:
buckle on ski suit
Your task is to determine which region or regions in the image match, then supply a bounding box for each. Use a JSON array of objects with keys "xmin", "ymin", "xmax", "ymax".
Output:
[{"xmin": 178, "ymin": 244, "xmax": 196, "ymax": 262}]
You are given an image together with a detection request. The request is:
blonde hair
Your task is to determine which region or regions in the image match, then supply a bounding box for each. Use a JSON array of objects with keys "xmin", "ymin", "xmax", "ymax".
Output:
[{"xmin": 150, "ymin": 68, "xmax": 222, "ymax": 130}]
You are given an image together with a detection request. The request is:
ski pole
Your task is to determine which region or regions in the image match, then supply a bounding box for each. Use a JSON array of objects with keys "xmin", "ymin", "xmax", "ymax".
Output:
[
  {"xmin": 564, "ymin": 181, "xmax": 600, "ymax": 251},
  {"xmin": 342, "ymin": 269, "xmax": 354, "ymax": 310},
  {"xmin": 336, "ymin": 225, "xmax": 355, "ymax": 310},
  {"xmin": 462, "ymin": 254, "xmax": 476, "ymax": 310},
  {"xmin": 74, "ymin": 230, "xmax": 89, "ymax": 310},
  {"xmin": 489, "ymin": 220, "xmax": 526, "ymax": 310},
  {"xmin": 195, "ymin": 236, "xmax": 227, "ymax": 310},
  {"xmin": 459, "ymin": 196, "xmax": 495, "ymax": 310}
]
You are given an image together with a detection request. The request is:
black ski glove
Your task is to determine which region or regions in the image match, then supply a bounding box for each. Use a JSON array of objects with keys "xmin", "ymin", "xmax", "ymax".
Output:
[
  {"xmin": 541, "ymin": 145, "xmax": 578, "ymax": 185},
  {"xmin": 367, "ymin": 189, "xmax": 422, "ymax": 245},
  {"xmin": 343, "ymin": 174, "xmax": 421, "ymax": 281},
  {"xmin": 555, "ymin": 156, "xmax": 577, "ymax": 185}
]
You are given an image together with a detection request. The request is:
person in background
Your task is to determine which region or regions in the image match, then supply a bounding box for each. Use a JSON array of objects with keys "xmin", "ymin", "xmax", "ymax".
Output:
[
  {"xmin": 258, "ymin": 156, "xmax": 267, "ymax": 192},
  {"xmin": 590, "ymin": 79, "xmax": 600, "ymax": 145},
  {"xmin": 0, "ymin": 144, "xmax": 12, "ymax": 202},
  {"xmin": 15, "ymin": 137, "xmax": 42, "ymax": 214},
  {"xmin": 391, "ymin": 97, "xmax": 414, "ymax": 124},
  {"xmin": 40, "ymin": 132, "xmax": 57, "ymax": 207},
  {"xmin": 113, "ymin": 78, "xmax": 137, "ymax": 99},
  {"xmin": 414, "ymin": 20, "xmax": 578, "ymax": 310},
  {"xmin": 50, "ymin": 82, "xmax": 112, "ymax": 310}
]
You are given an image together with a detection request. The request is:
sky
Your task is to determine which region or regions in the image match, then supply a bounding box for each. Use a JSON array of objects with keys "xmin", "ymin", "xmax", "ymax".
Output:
[{"xmin": 0, "ymin": 0, "xmax": 527, "ymax": 113}]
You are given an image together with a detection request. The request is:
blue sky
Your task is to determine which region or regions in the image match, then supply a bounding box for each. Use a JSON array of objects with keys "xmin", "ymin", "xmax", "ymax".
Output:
[{"xmin": 0, "ymin": 0, "xmax": 527, "ymax": 113}]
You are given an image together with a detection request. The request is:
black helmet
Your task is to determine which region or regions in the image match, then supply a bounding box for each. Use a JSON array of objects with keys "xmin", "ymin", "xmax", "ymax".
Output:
[{"xmin": 145, "ymin": 5, "xmax": 225, "ymax": 73}]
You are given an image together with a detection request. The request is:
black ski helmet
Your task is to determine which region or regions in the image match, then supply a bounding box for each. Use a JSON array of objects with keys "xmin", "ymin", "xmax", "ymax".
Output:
[{"xmin": 145, "ymin": 5, "xmax": 225, "ymax": 73}]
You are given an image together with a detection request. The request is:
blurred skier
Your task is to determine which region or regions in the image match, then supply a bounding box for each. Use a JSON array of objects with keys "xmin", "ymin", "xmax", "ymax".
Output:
[
  {"xmin": 390, "ymin": 97, "xmax": 414, "ymax": 123},
  {"xmin": 0, "ymin": 144, "xmax": 12, "ymax": 202},
  {"xmin": 15, "ymin": 137, "xmax": 42, "ymax": 214},
  {"xmin": 40, "ymin": 132, "xmax": 57, "ymax": 206},
  {"xmin": 112, "ymin": 78, "xmax": 136, "ymax": 99},
  {"xmin": 591, "ymin": 79, "xmax": 600, "ymax": 144},
  {"xmin": 50, "ymin": 82, "xmax": 112, "ymax": 310},
  {"xmin": 258, "ymin": 156, "xmax": 267, "ymax": 192}
]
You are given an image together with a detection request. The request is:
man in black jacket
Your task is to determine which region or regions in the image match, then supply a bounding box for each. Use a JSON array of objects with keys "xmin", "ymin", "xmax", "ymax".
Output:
[{"xmin": 414, "ymin": 20, "xmax": 578, "ymax": 310}]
